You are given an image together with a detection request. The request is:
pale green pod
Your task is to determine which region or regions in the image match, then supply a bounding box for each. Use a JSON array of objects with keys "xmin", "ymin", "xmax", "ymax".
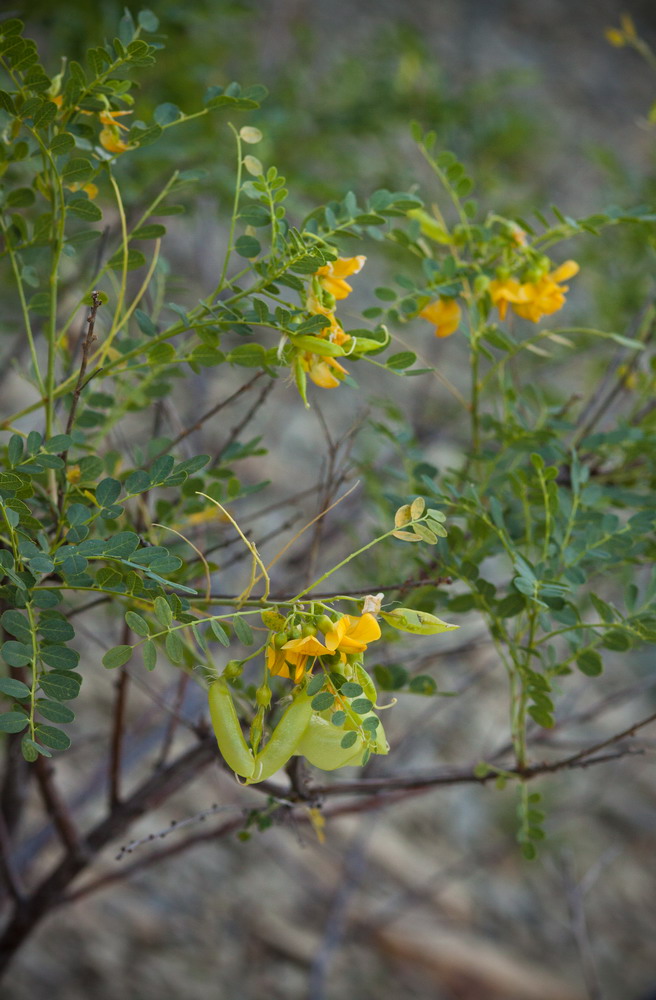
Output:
[
  {"xmin": 380, "ymin": 608, "xmax": 459, "ymax": 635},
  {"xmin": 295, "ymin": 715, "xmax": 364, "ymax": 770},
  {"xmin": 208, "ymin": 678, "xmax": 256, "ymax": 779},
  {"xmin": 296, "ymin": 711, "xmax": 389, "ymax": 771},
  {"xmin": 248, "ymin": 688, "xmax": 314, "ymax": 783},
  {"xmin": 354, "ymin": 663, "xmax": 378, "ymax": 705}
]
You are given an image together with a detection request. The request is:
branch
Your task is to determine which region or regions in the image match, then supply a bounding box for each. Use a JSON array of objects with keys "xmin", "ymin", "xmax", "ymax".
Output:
[
  {"xmin": 153, "ymin": 371, "xmax": 265, "ymax": 458},
  {"xmin": 211, "ymin": 377, "xmax": 275, "ymax": 467},
  {"xmin": 33, "ymin": 757, "xmax": 87, "ymax": 863}
]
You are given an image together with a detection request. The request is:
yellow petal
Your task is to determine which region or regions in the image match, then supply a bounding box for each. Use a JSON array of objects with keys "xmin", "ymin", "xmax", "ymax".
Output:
[
  {"xmin": 550, "ymin": 260, "xmax": 579, "ymax": 283},
  {"xmin": 282, "ymin": 634, "xmax": 330, "ymax": 656},
  {"xmin": 419, "ymin": 297, "xmax": 461, "ymax": 338}
]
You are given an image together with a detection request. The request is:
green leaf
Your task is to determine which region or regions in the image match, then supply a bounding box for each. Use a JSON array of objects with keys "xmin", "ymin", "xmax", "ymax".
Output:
[
  {"xmin": 0, "ymin": 712, "xmax": 28, "ymax": 733},
  {"xmin": 306, "ymin": 674, "xmax": 325, "ymax": 696},
  {"xmin": 233, "ymin": 616, "xmax": 254, "ymax": 646},
  {"xmin": 408, "ymin": 675, "xmax": 437, "ymax": 695},
  {"xmin": 63, "ymin": 158, "xmax": 93, "ymax": 184},
  {"xmin": 154, "ymin": 596, "xmax": 173, "ymax": 628},
  {"xmin": 35, "ymin": 725, "xmax": 71, "ymax": 751},
  {"xmin": 165, "ymin": 630, "xmax": 183, "ymax": 664},
  {"xmin": 102, "ymin": 645, "xmax": 133, "ymax": 669},
  {"xmin": 234, "ymin": 235, "xmax": 262, "ymax": 258},
  {"xmin": 134, "ymin": 308, "xmax": 158, "ymax": 336},
  {"xmin": 138, "ymin": 9, "xmax": 160, "ymax": 31},
  {"xmin": 350, "ymin": 697, "xmax": 374, "ymax": 714},
  {"xmin": 67, "ymin": 198, "xmax": 102, "ymax": 222},
  {"xmin": 49, "ymin": 132, "xmax": 75, "ymax": 155},
  {"xmin": 96, "ymin": 478, "xmax": 122, "ymax": 507},
  {"xmin": 331, "ymin": 711, "xmax": 346, "ymax": 726},
  {"xmin": 21, "ymin": 737, "xmax": 48, "ymax": 762},
  {"xmin": 38, "ymin": 617, "xmax": 74, "ymax": 642},
  {"xmin": 142, "ymin": 640, "xmax": 157, "ymax": 671},
  {"xmin": 386, "ymin": 351, "xmax": 417, "ymax": 370},
  {"xmin": 125, "ymin": 470, "xmax": 151, "ymax": 494},
  {"xmin": 373, "ymin": 663, "xmax": 408, "ymax": 691},
  {"xmin": 311, "ymin": 692, "xmax": 335, "ymax": 711},
  {"xmin": 132, "ymin": 224, "xmax": 166, "ymax": 240},
  {"xmin": 6, "ymin": 187, "xmax": 35, "ymax": 208},
  {"xmin": 340, "ymin": 682, "xmax": 363, "ymax": 698},
  {"xmin": 0, "ymin": 677, "xmax": 31, "ymax": 700},
  {"xmin": 340, "ymin": 731, "xmax": 358, "ymax": 749},
  {"xmin": 1, "ymin": 610, "xmax": 31, "ymax": 643},
  {"xmin": 39, "ymin": 671, "xmax": 81, "ymax": 701},
  {"xmin": 154, "ymin": 102, "xmax": 182, "ymax": 125},
  {"xmin": 1, "ymin": 641, "xmax": 33, "ymax": 667},
  {"xmin": 125, "ymin": 611, "xmax": 150, "ymax": 637},
  {"xmin": 37, "ymin": 700, "xmax": 75, "ymax": 723},
  {"xmin": 601, "ymin": 629, "xmax": 630, "ymax": 652},
  {"xmin": 107, "ymin": 248, "xmax": 147, "ymax": 271},
  {"xmin": 576, "ymin": 650, "xmax": 603, "ymax": 676},
  {"xmin": 209, "ymin": 619, "xmax": 230, "ymax": 646},
  {"xmin": 227, "ymin": 344, "xmax": 267, "ymax": 367}
]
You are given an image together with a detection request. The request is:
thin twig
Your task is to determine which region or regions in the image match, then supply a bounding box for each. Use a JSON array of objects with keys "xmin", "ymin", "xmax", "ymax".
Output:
[
  {"xmin": 211, "ymin": 377, "xmax": 275, "ymax": 467},
  {"xmin": 153, "ymin": 371, "xmax": 265, "ymax": 459},
  {"xmin": 155, "ymin": 673, "xmax": 190, "ymax": 769}
]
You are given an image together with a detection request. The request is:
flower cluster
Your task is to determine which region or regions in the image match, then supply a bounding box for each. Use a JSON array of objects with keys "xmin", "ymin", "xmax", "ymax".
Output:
[
  {"xmin": 301, "ymin": 256, "xmax": 366, "ymax": 388},
  {"xmin": 266, "ymin": 612, "xmax": 381, "ymax": 683},
  {"xmin": 418, "ymin": 297, "xmax": 462, "ymax": 338},
  {"xmin": 51, "ymin": 94, "xmax": 133, "ymax": 156},
  {"xmin": 489, "ymin": 260, "xmax": 579, "ymax": 323}
]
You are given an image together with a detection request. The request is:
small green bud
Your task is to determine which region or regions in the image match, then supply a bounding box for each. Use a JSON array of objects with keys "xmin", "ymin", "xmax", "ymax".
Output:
[
  {"xmin": 317, "ymin": 615, "xmax": 335, "ymax": 635},
  {"xmin": 301, "ymin": 624, "xmax": 317, "ymax": 637},
  {"xmin": 256, "ymin": 685, "xmax": 271, "ymax": 708},
  {"xmin": 223, "ymin": 659, "xmax": 243, "ymax": 680},
  {"xmin": 473, "ymin": 274, "xmax": 490, "ymax": 296},
  {"xmin": 273, "ymin": 631, "xmax": 289, "ymax": 649}
]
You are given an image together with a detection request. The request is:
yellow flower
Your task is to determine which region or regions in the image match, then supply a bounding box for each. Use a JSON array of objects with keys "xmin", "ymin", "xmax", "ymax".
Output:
[
  {"xmin": 324, "ymin": 613, "xmax": 381, "ymax": 659},
  {"xmin": 315, "ymin": 255, "xmax": 366, "ymax": 300},
  {"xmin": 98, "ymin": 110, "xmax": 133, "ymax": 155},
  {"xmin": 512, "ymin": 261, "xmax": 579, "ymax": 322},
  {"xmin": 66, "ymin": 465, "xmax": 81, "ymax": 484},
  {"xmin": 302, "ymin": 353, "xmax": 349, "ymax": 389},
  {"xmin": 489, "ymin": 277, "xmax": 532, "ymax": 321},
  {"xmin": 491, "ymin": 261, "xmax": 579, "ymax": 323},
  {"xmin": 419, "ymin": 297, "xmax": 462, "ymax": 338},
  {"xmin": 99, "ymin": 127, "xmax": 133, "ymax": 155},
  {"xmin": 266, "ymin": 645, "xmax": 310, "ymax": 684}
]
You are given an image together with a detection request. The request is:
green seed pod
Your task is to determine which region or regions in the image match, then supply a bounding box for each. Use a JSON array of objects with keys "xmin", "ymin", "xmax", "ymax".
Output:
[
  {"xmin": 273, "ymin": 631, "xmax": 289, "ymax": 649},
  {"xmin": 247, "ymin": 688, "xmax": 314, "ymax": 783},
  {"xmin": 301, "ymin": 623, "xmax": 317, "ymax": 637},
  {"xmin": 208, "ymin": 678, "xmax": 255, "ymax": 779}
]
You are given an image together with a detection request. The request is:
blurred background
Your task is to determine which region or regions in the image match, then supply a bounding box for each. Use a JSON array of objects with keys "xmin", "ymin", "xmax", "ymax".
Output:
[{"xmin": 4, "ymin": 2, "xmax": 656, "ymax": 998}]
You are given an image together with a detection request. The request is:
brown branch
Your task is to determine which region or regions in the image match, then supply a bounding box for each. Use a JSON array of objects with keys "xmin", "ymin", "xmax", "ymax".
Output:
[
  {"xmin": 108, "ymin": 621, "xmax": 131, "ymax": 809},
  {"xmin": 33, "ymin": 757, "xmax": 87, "ymax": 863},
  {"xmin": 63, "ymin": 291, "xmax": 102, "ymax": 441},
  {"xmin": 197, "ymin": 577, "xmax": 453, "ymax": 605},
  {"xmin": 0, "ymin": 733, "xmax": 218, "ymax": 973},
  {"xmin": 0, "ymin": 811, "xmax": 25, "ymax": 905},
  {"xmin": 210, "ymin": 377, "xmax": 275, "ymax": 467},
  {"xmin": 154, "ymin": 673, "xmax": 190, "ymax": 769},
  {"xmin": 154, "ymin": 371, "xmax": 265, "ymax": 459},
  {"xmin": 306, "ymin": 744, "xmax": 648, "ymax": 798}
]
